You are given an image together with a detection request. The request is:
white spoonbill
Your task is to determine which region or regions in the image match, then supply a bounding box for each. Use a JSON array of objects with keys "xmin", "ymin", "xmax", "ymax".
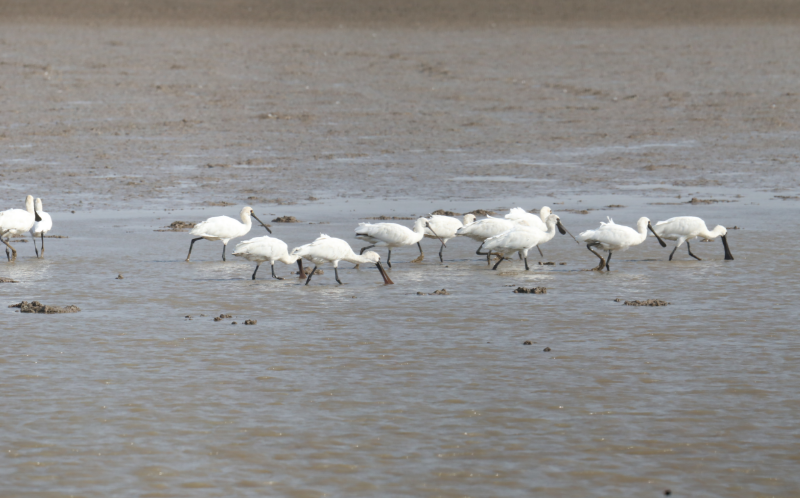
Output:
[
  {"xmin": 423, "ymin": 213, "xmax": 476, "ymax": 262},
  {"xmin": 478, "ymin": 214, "xmax": 567, "ymax": 270},
  {"xmin": 185, "ymin": 206, "xmax": 270, "ymax": 262},
  {"xmin": 30, "ymin": 198, "xmax": 52, "ymax": 259},
  {"xmin": 292, "ymin": 234, "xmax": 394, "ymax": 285},
  {"xmin": 233, "ymin": 236, "xmax": 305, "ymax": 280},
  {"xmin": 652, "ymin": 216, "xmax": 734, "ymax": 261},
  {"xmin": 0, "ymin": 195, "xmax": 41, "ymax": 261},
  {"xmin": 505, "ymin": 206, "xmax": 553, "ymax": 231},
  {"xmin": 578, "ymin": 217, "xmax": 667, "ymax": 271},
  {"xmin": 355, "ymin": 217, "xmax": 445, "ymax": 267}
]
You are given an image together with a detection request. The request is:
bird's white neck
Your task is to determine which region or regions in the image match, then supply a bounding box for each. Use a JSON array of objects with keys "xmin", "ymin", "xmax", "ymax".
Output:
[
  {"xmin": 342, "ymin": 253, "xmax": 378, "ymax": 265},
  {"xmin": 701, "ymin": 225, "xmax": 726, "ymax": 240},
  {"xmin": 635, "ymin": 220, "xmax": 650, "ymax": 242},
  {"xmin": 240, "ymin": 212, "xmax": 252, "ymax": 226},
  {"xmin": 278, "ymin": 253, "xmax": 300, "ymax": 264}
]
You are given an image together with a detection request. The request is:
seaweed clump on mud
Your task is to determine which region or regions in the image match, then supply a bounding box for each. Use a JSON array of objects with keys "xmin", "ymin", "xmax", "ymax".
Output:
[
  {"xmin": 417, "ymin": 289, "xmax": 449, "ymax": 295},
  {"xmin": 513, "ymin": 287, "xmax": 547, "ymax": 294},
  {"xmin": 272, "ymin": 216, "xmax": 300, "ymax": 223},
  {"xmin": 9, "ymin": 301, "xmax": 80, "ymax": 313},
  {"xmin": 615, "ymin": 299, "xmax": 670, "ymax": 306},
  {"xmin": 155, "ymin": 221, "xmax": 196, "ymax": 232},
  {"xmin": 0, "ymin": 277, "xmax": 19, "ymax": 283},
  {"xmin": 430, "ymin": 209, "xmax": 460, "ymax": 216}
]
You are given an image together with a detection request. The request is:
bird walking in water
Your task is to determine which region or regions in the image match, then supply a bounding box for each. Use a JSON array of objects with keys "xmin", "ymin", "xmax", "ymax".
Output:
[
  {"xmin": 292, "ymin": 234, "xmax": 394, "ymax": 285},
  {"xmin": 652, "ymin": 216, "xmax": 734, "ymax": 261},
  {"xmin": 0, "ymin": 195, "xmax": 41, "ymax": 261},
  {"xmin": 30, "ymin": 198, "xmax": 52, "ymax": 258},
  {"xmin": 233, "ymin": 236, "xmax": 304, "ymax": 280},
  {"xmin": 423, "ymin": 213, "xmax": 476, "ymax": 262},
  {"xmin": 355, "ymin": 217, "xmax": 445, "ymax": 267},
  {"xmin": 478, "ymin": 214, "xmax": 567, "ymax": 270},
  {"xmin": 578, "ymin": 217, "xmax": 667, "ymax": 271},
  {"xmin": 185, "ymin": 206, "xmax": 270, "ymax": 262}
]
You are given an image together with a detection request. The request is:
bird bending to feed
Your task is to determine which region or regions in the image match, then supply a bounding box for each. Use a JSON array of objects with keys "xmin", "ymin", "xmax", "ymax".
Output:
[
  {"xmin": 578, "ymin": 217, "xmax": 667, "ymax": 271},
  {"xmin": 30, "ymin": 198, "xmax": 52, "ymax": 258},
  {"xmin": 355, "ymin": 217, "xmax": 445, "ymax": 267},
  {"xmin": 652, "ymin": 216, "xmax": 734, "ymax": 261},
  {"xmin": 478, "ymin": 214, "xmax": 567, "ymax": 270},
  {"xmin": 185, "ymin": 206, "xmax": 270, "ymax": 262},
  {"xmin": 292, "ymin": 234, "xmax": 394, "ymax": 285},
  {"xmin": 0, "ymin": 195, "xmax": 41, "ymax": 261},
  {"xmin": 423, "ymin": 213, "xmax": 476, "ymax": 262},
  {"xmin": 233, "ymin": 236, "xmax": 304, "ymax": 280}
]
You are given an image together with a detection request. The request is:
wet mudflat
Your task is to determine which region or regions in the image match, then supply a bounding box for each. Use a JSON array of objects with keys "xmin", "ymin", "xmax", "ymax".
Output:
[{"xmin": 1, "ymin": 192, "xmax": 799, "ymax": 497}]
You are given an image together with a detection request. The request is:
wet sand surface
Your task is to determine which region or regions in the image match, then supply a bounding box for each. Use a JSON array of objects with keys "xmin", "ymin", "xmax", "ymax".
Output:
[{"xmin": 2, "ymin": 5, "xmax": 800, "ymax": 497}]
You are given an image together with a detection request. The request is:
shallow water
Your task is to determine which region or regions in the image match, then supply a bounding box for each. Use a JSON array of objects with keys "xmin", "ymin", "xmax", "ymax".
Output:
[{"xmin": 1, "ymin": 190, "xmax": 799, "ymax": 497}]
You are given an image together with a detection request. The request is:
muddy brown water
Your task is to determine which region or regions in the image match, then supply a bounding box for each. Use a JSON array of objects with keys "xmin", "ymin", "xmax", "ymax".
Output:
[{"xmin": 1, "ymin": 17, "xmax": 800, "ymax": 498}]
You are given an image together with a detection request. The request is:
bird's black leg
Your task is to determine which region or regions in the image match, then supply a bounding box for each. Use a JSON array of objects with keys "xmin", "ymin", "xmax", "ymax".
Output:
[
  {"xmin": 438, "ymin": 242, "xmax": 444, "ymax": 263},
  {"xmin": 359, "ymin": 244, "xmax": 375, "ymax": 255},
  {"xmin": 305, "ymin": 266, "xmax": 318, "ymax": 285},
  {"xmin": 1, "ymin": 235, "xmax": 16, "ymax": 262},
  {"xmin": 417, "ymin": 242, "xmax": 423, "ymax": 256},
  {"xmin": 32, "ymin": 235, "xmax": 39, "ymax": 258},
  {"xmin": 669, "ymin": 245, "xmax": 678, "ymax": 261},
  {"xmin": 334, "ymin": 266, "xmax": 343, "ymax": 284},
  {"xmin": 492, "ymin": 256, "xmax": 505, "ymax": 270},
  {"xmin": 387, "ymin": 249, "xmax": 392, "ymax": 268},
  {"xmin": 487, "ymin": 254, "xmax": 491, "ymax": 265},
  {"xmin": 524, "ymin": 257, "xmax": 530, "ymax": 271},
  {"xmin": 40, "ymin": 232, "xmax": 44, "ymax": 258},
  {"xmin": 271, "ymin": 263, "xmax": 284, "ymax": 280},
  {"xmin": 222, "ymin": 244, "xmax": 227, "ymax": 262},
  {"xmin": 252, "ymin": 264, "xmax": 260, "ymax": 280},
  {"xmin": 537, "ymin": 246, "xmax": 544, "ymax": 258},
  {"xmin": 687, "ymin": 241, "xmax": 702, "ymax": 261},
  {"xmin": 586, "ymin": 244, "xmax": 605, "ymax": 271},
  {"xmin": 606, "ymin": 251, "xmax": 613, "ymax": 271},
  {"xmin": 185, "ymin": 237, "xmax": 203, "ymax": 261}
]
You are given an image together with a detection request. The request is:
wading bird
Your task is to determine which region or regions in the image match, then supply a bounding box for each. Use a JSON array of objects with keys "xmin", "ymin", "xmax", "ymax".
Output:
[
  {"xmin": 578, "ymin": 217, "xmax": 667, "ymax": 271},
  {"xmin": 478, "ymin": 214, "xmax": 567, "ymax": 270},
  {"xmin": 185, "ymin": 206, "xmax": 270, "ymax": 262},
  {"xmin": 233, "ymin": 236, "xmax": 304, "ymax": 280},
  {"xmin": 505, "ymin": 206, "xmax": 554, "ymax": 231},
  {"xmin": 355, "ymin": 217, "xmax": 444, "ymax": 267},
  {"xmin": 292, "ymin": 234, "xmax": 394, "ymax": 285},
  {"xmin": 652, "ymin": 216, "xmax": 734, "ymax": 261},
  {"xmin": 423, "ymin": 213, "xmax": 476, "ymax": 262},
  {"xmin": 0, "ymin": 195, "xmax": 41, "ymax": 261},
  {"xmin": 30, "ymin": 198, "xmax": 52, "ymax": 258}
]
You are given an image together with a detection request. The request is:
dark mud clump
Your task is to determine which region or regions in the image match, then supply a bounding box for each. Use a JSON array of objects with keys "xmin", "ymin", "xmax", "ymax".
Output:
[
  {"xmin": 9, "ymin": 301, "xmax": 81, "ymax": 313},
  {"xmin": 272, "ymin": 216, "xmax": 300, "ymax": 223},
  {"xmin": 467, "ymin": 209, "xmax": 496, "ymax": 216},
  {"xmin": 513, "ymin": 287, "xmax": 547, "ymax": 294},
  {"xmin": 244, "ymin": 319, "xmax": 257, "ymax": 325},
  {"xmin": 214, "ymin": 313, "xmax": 233, "ymax": 321},
  {"xmin": 543, "ymin": 347, "xmax": 551, "ymax": 352},
  {"xmin": 539, "ymin": 262, "xmax": 556, "ymax": 265},
  {"xmin": 0, "ymin": 277, "xmax": 19, "ymax": 283},
  {"xmin": 363, "ymin": 215, "xmax": 414, "ymax": 220},
  {"xmin": 430, "ymin": 209, "xmax": 460, "ymax": 216},
  {"xmin": 615, "ymin": 298, "xmax": 670, "ymax": 306},
  {"xmin": 523, "ymin": 340, "xmax": 532, "ymax": 345},
  {"xmin": 689, "ymin": 197, "xmax": 735, "ymax": 204},
  {"xmin": 155, "ymin": 221, "xmax": 196, "ymax": 232},
  {"xmin": 297, "ymin": 267, "xmax": 323, "ymax": 276},
  {"xmin": 417, "ymin": 289, "xmax": 449, "ymax": 295},
  {"xmin": 774, "ymin": 195, "xmax": 800, "ymax": 200},
  {"xmin": 116, "ymin": 274, "xmax": 124, "ymax": 279}
]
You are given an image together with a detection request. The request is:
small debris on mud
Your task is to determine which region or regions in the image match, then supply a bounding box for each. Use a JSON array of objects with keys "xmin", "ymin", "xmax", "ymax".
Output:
[
  {"xmin": 615, "ymin": 298, "xmax": 670, "ymax": 306},
  {"xmin": 244, "ymin": 319, "xmax": 257, "ymax": 325},
  {"xmin": 664, "ymin": 490, "xmax": 672, "ymax": 496},
  {"xmin": 9, "ymin": 239, "xmax": 28, "ymax": 243},
  {"xmin": 774, "ymin": 195, "xmax": 799, "ymax": 200},
  {"xmin": 523, "ymin": 340, "xmax": 532, "ymax": 345},
  {"xmin": 417, "ymin": 289, "xmax": 449, "ymax": 295},
  {"xmin": 272, "ymin": 216, "xmax": 299, "ymax": 223},
  {"xmin": 543, "ymin": 347, "xmax": 551, "ymax": 352},
  {"xmin": 116, "ymin": 274, "xmax": 124, "ymax": 279},
  {"xmin": 605, "ymin": 204, "xmax": 626, "ymax": 208},
  {"xmin": 185, "ymin": 315, "xmax": 192, "ymax": 320},
  {"xmin": 43, "ymin": 235, "xmax": 68, "ymax": 238},
  {"xmin": 204, "ymin": 163, "xmax": 231, "ymax": 169},
  {"xmin": 0, "ymin": 277, "xmax": 19, "ymax": 283},
  {"xmin": 539, "ymin": 262, "xmax": 556, "ymax": 265},
  {"xmin": 297, "ymin": 267, "xmax": 323, "ymax": 276},
  {"xmin": 689, "ymin": 197, "xmax": 734, "ymax": 204},
  {"xmin": 9, "ymin": 301, "xmax": 81, "ymax": 313},
  {"xmin": 307, "ymin": 196, "xmax": 318, "ymax": 201},
  {"xmin": 726, "ymin": 226, "xmax": 742, "ymax": 230},
  {"xmin": 559, "ymin": 262, "xmax": 567, "ymax": 265},
  {"xmin": 155, "ymin": 221, "xmax": 196, "ymax": 232},
  {"xmin": 513, "ymin": 287, "xmax": 547, "ymax": 294},
  {"xmin": 564, "ymin": 209, "xmax": 591, "ymax": 214},
  {"xmin": 363, "ymin": 215, "xmax": 414, "ymax": 220},
  {"xmin": 231, "ymin": 321, "xmax": 237, "ymax": 325},
  {"xmin": 467, "ymin": 209, "xmax": 496, "ymax": 216},
  {"xmin": 430, "ymin": 209, "xmax": 460, "ymax": 216},
  {"xmin": 214, "ymin": 313, "xmax": 233, "ymax": 321}
]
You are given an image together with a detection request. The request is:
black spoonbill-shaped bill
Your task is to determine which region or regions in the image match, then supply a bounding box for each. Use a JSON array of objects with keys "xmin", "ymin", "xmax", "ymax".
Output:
[
  {"xmin": 30, "ymin": 198, "xmax": 52, "ymax": 258},
  {"xmin": 423, "ymin": 213, "xmax": 476, "ymax": 262},
  {"xmin": 0, "ymin": 195, "xmax": 41, "ymax": 261},
  {"xmin": 652, "ymin": 216, "xmax": 734, "ymax": 261},
  {"xmin": 578, "ymin": 217, "xmax": 667, "ymax": 271},
  {"xmin": 292, "ymin": 234, "xmax": 394, "ymax": 285},
  {"xmin": 185, "ymin": 206, "xmax": 270, "ymax": 262},
  {"xmin": 355, "ymin": 217, "xmax": 444, "ymax": 267},
  {"xmin": 478, "ymin": 214, "xmax": 568, "ymax": 270},
  {"xmin": 233, "ymin": 235, "xmax": 304, "ymax": 280}
]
